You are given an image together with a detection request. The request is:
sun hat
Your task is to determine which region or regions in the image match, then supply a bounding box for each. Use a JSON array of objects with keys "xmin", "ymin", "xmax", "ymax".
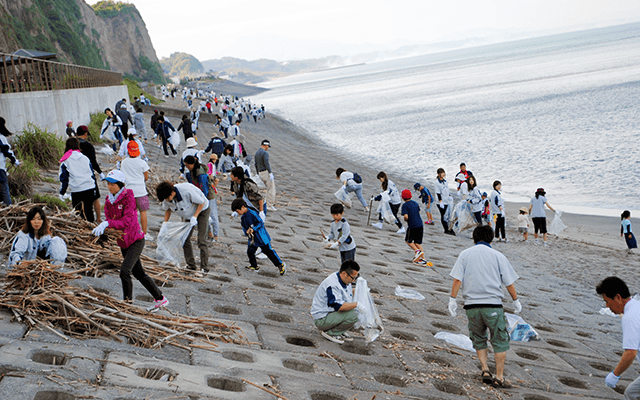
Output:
[
  {"xmin": 519, "ymin": 206, "xmax": 528, "ymax": 213},
  {"xmin": 105, "ymin": 170, "xmax": 126, "ymax": 184},
  {"xmin": 536, "ymin": 188, "xmax": 546, "ymax": 195},
  {"xmin": 401, "ymin": 189, "xmax": 412, "ymax": 200},
  {"xmin": 186, "ymin": 137, "xmax": 198, "ymax": 148},
  {"xmin": 127, "ymin": 141, "xmax": 140, "ymax": 157},
  {"xmin": 455, "ymin": 173, "xmax": 466, "ymax": 182},
  {"xmin": 413, "ymin": 183, "xmax": 421, "ymax": 191}
]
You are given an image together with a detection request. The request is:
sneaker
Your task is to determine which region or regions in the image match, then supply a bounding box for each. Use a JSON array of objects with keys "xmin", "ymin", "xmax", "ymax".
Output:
[
  {"xmin": 372, "ymin": 222, "xmax": 383, "ymax": 229},
  {"xmin": 320, "ymin": 330, "xmax": 344, "ymax": 344},
  {"xmin": 341, "ymin": 332, "xmax": 354, "ymax": 341},
  {"xmin": 413, "ymin": 250, "xmax": 424, "ymax": 261},
  {"xmin": 414, "ymin": 259, "xmax": 427, "ymax": 265},
  {"xmin": 340, "ymin": 200, "xmax": 351, "ymax": 209},
  {"xmin": 396, "ymin": 227, "xmax": 406, "ymax": 234},
  {"xmin": 245, "ymin": 265, "xmax": 260, "ymax": 272},
  {"xmin": 543, "ymin": 241, "xmax": 548, "ymax": 247},
  {"xmin": 147, "ymin": 296, "xmax": 169, "ymax": 312},
  {"xmin": 144, "ymin": 233, "xmax": 154, "ymax": 242},
  {"xmin": 164, "ymin": 155, "xmax": 169, "ymax": 158},
  {"xmin": 278, "ymin": 263, "xmax": 287, "ymax": 276},
  {"xmin": 269, "ymin": 206, "xmax": 277, "ymax": 212},
  {"xmin": 534, "ymin": 239, "xmax": 539, "ymax": 245},
  {"xmin": 504, "ymin": 238, "xmax": 510, "ymax": 243}
]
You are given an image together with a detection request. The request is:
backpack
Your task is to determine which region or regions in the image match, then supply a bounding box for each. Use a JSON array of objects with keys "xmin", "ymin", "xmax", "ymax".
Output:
[
  {"xmin": 193, "ymin": 165, "xmax": 216, "ymax": 200},
  {"xmin": 352, "ymin": 172, "xmax": 362, "ymax": 184}
]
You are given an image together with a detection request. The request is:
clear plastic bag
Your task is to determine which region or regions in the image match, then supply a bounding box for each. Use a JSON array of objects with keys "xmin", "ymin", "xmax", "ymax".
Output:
[
  {"xmin": 377, "ymin": 192, "xmax": 395, "ymax": 224},
  {"xmin": 156, "ymin": 222, "xmax": 192, "ymax": 266},
  {"xmin": 334, "ymin": 187, "xmax": 353, "ymax": 209},
  {"xmin": 505, "ymin": 313, "xmax": 541, "ymax": 342},
  {"xmin": 353, "ymin": 278, "xmax": 384, "ymax": 342},
  {"xmin": 100, "ymin": 119, "xmax": 116, "ymax": 142},
  {"xmin": 394, "ymin": 285, "xmax": 425, "ymax": 300},
  {"xmin": 169, "ymin": 129, "xmax": 181, "ymax": 149},
  {"xmin": 434, "ymin": 332, "xmax": 475, "ymax": 352},
  {"xmin": 548, "ymin": 211, "xmax": 567, "ymax": 236},
  {"xmin": 452, "ymin": 201, "xmax": 477, "ymax": 234},
  {"xmin": 98, "ymin": 145, "xmax": 115, "ymax": 156},
  {"xmin": 252, "ymin": 171, "xmax": 266, "ymax": 189}
]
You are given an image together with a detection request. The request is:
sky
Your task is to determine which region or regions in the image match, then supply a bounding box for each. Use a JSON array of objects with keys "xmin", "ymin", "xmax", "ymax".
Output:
[{"xmin": 89, "ymin": 0, "xmax": 640, "ymax": 62}]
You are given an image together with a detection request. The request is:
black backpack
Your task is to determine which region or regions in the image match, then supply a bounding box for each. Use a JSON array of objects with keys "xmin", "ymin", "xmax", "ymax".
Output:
[{"xmin": 352, "ymin": 172, "xmax": 362, "ymax": 184}]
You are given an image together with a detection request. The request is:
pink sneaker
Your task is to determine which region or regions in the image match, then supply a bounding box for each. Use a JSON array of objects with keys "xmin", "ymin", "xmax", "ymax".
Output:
[{"xmin": 147, "ymin": 296, "xmax": 169, "ymax": 312}]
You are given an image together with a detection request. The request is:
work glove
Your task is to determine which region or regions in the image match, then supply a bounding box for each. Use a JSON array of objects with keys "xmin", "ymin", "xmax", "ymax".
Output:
[
  {"xmin": 269, "ymin": 173, "xmax": 274, "ymax": 181},
  {"xmin": 356, "ymin": 302, "xmax": 367, "ymax": 314},
  {"xmin": 92, "ymin": 221, "xmax": 109, "ymax": 236},
  {"xmin": 99, "ymin": 172, "xmax": 106, "ymax": 180},
  {"xmin": 374, "ymin": 195, "xmax": 382, "ymax": 202},
  {"xmin": 190, "ymin": 216, "xmax": 198, "ymax": 227},
  {"xmin": 448, "ymin": 297, "xmax": 458, "ymax": 317},
  {"xmin": 329, "ymin": 241, "xmax": 339, "ymax": 249},
  {"xmin": 13, "ymin": 160, "xmax": 20, "ymax": 166},
  {"xmin": 231, "ymin": 211, "xmax": 238, "ymax": 219},
  {"xmin": 513, "ymin": 299, "xmax": 522, "ymax": 314},
  {"xmin": 259, "ymin": 211, "xmax": 266, "ymax": 221},
  {"xmin": 323, "ymin": 237, "xmax": 330, "ymax": 243},
  {"xmin": 605, "ymin": 372, "xmax": 620, "ymax": 388},
  {"xmin": 58, "ymin": 194, "xmax": 65, "ymax": 201}
]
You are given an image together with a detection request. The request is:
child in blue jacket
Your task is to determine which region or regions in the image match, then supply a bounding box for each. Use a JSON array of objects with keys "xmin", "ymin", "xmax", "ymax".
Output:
[
  {"xmin": 231, "ymin": 198, "xmax": 286, "ymax": 275},
  {"xmin": 414, "ymin": 183, "xmax": 434, "ymax": 225}
]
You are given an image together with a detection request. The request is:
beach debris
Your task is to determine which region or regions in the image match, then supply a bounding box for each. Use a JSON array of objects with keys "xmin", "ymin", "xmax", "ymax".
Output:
[
  {"xmin": 0, "ymin": 260, "xmax": 246, "ymax": 350},
  {"xmin": 395, "ymin": 285, "xmax": 425, "ymax": 300},
  {"xmin": 505, "ymin": 313, "xmax": 541, "ymax": 341},
  {"xmin": 434, "ymin": 332, "xmax": 474, "ymax": 352},
  {"xmin": 156, "ymin": 221, "xmax": 192, "ymax": 266}
]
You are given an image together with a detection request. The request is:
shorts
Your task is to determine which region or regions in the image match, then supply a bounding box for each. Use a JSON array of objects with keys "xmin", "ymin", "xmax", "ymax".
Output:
[
  {"xmin": 405, "ymin": 226, "xmax": 423, "ymax": 244},
  {"xmin": 135, "ymin": 195, "xmax": 150, "ymax": 211},
  {"xmin": 465, "ymin": 306, "xmax": 510, "ymax": 353},
  {"xmin": 532, "ymin": 217, "xmax": 547, "ymax": 234},
  {"xmin": 518, "ymin": 227, "xmax": 528, "ymax": 233}
]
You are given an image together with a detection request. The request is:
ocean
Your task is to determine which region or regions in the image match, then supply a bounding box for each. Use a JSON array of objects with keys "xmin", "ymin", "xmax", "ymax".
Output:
[{"xmin": 253, "ymin": 23, "xmax": 640, "ymax": 215}]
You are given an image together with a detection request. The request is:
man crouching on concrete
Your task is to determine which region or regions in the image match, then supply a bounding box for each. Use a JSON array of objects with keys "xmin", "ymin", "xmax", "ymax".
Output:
[
  {"xmin": 311, "ymin": 260, "xmax": 366, "ymax": 345},
  {"xmin": 448, "ymin": 225, "xmax": 522, "ymax": 388}
]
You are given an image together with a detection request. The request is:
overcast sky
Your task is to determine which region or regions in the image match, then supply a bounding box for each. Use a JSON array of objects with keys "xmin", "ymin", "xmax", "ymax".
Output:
[{"xmin": 90, "ymin": 0, "xmax": 640, "ymax": 61}]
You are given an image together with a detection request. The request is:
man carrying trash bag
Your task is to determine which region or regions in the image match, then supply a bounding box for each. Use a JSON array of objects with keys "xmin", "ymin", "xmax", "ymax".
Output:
[{"xmin": 448, "ymin": 224, "xmax": 521, "ymax": 389}]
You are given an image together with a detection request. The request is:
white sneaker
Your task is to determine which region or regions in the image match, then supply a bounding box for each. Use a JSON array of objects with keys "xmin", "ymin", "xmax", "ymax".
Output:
[
  {"xmin": 543, "ymin": 241, "xmax": 548, "ymax": 247},
  {"xmin": 144, "ymin": 233, "xmax": 154, "ymax": 242},
  {"xmin": 396, "ymin": 227, "xmax": 406, "ymax": 234},
  {"xmin": 269, "ymin": 206, "xmax": 277, "ymax": 212},
  {"xmin": 341, "ymin": 332, "xmax": 354, "ymax": 341},
  {"xmin": 504, "ymin": 238, "xmax": 509, "ymax": 243},
  {"xmin": 147, "ymin": 296, "xmax": 169, "ymax": 312},
  {"xmin": 413, "ymin": 250, "xmax": 424, "ymax": 261},
  {"xmin": 320, "ymin": 330, "xmax": 344, "ymax": 344},
  {"xmin": 372, "ymin": 222, "xmax": 383, "ymax": 229},
  {"xmin": 534, "ymin": 239, "xmax": 539, "ymax": 245}
]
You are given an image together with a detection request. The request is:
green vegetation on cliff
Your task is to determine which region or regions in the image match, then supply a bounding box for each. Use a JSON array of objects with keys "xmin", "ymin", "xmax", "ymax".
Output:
[
  {"xmin": 91, "ymin": 1, "xmax": 141, "ymax": 19},
  {"xmin": 160, "ymin": 52, "xmax": 204, "ymax": 77}
]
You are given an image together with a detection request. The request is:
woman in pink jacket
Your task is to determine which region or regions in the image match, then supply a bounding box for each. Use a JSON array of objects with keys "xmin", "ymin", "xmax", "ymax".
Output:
[{"xmin": 92, "ymin": 170, "xmax": 168, "ymax": 311}]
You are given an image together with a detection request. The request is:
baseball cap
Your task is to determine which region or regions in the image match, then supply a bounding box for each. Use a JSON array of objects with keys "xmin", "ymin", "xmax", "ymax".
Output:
[
  {"xmin": 413, "ymin": 182, "xmax": 421, "ymax": 191},
  {"xmin": 76, "ymin": 125, "xmax": 89, "ymax": 136},
  {"xmin": 127, "ymin": 141, "xmax": 140, "ymax": 157},
  {"xmin": 105, "ymin": 170, "xmax": 126, "ymax": 184},
  {"xmin": 261, "ymin": 139, "xmax": 271, "ymax": 147},
  {"xmin": 455, "ymin": 173, "xmax": 466, "ymax": 182},
  {"xmin": 120, "ymin": 104, "xmax": 127, "ymax": 109},
  {"xmin": 401, "ymin": 189, "xmax": 412, "ymax": 200}
]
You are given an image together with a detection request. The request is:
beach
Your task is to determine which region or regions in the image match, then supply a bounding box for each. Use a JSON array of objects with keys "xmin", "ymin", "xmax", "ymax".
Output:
[{"xmin": 0, "ymin": 96, "xmax": 637, "ymax": 400}]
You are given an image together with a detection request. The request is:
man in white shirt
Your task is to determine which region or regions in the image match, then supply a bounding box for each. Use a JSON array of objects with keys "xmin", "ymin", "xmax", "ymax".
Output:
[
  {"xmin": 596, "ymin": 277, "xmax": 640, "ymax": 398},
  {"xmin": 449, "ymin": 225, "xmax": 521, "ymax": 388}
]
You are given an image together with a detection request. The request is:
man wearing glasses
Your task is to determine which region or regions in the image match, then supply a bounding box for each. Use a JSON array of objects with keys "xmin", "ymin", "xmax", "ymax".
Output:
[{"xmin": 311, "ymin": 260, "xmax": 366, "ymax": 344}]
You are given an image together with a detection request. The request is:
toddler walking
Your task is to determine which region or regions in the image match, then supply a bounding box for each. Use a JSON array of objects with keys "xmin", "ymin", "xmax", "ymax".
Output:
[{"xmin": 517, "ymin": 207, "xmax": 529, "ymax": 242}]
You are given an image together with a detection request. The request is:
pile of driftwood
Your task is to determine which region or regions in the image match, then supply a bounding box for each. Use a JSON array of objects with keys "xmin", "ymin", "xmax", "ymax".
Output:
[
  {"xmin": 0, "ymin": 260, "xmax": 247, "ymax": 350},
  {"xmin": 0, "ymin": 201, "xmax": 203, "ymax": 284}
]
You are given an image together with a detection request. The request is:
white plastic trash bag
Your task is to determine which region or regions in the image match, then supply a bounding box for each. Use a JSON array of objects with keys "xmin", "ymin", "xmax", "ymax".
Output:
[
  {"xmin": 548, "ymin": 211, "xmax": 567, "ymax": 236},
  {"xmin": 452, "ymin": 201, "xmax": 477, "ymax": 234},
  {"xmin": 334, "ymin": 187, "xmax": 353, "ymax": 209},
  {"xmin": 169, "ymin": 129, "xmax": 181, "ymax": 149},
  {"xmin": 99, "ymin": 145, "xmax": 115, "ymax": 156},
  {"xmin": 434, "ymin": 332, "xmax": 475, "ymax": 352},
  {"xmin": 353, "ymin": 278, "xmax": 384, "ymax": 343},
  {"xmin": 394, "ymin": 285, "xmax": 425, "ymax": 300},
  {"xmin": 377, "ymin": 192, "xmax": 395, "ymax": 224},
  {"xmin": 100, "ymin": 119, "xmax": 116, "ymax": 142},
  {"xmin": 156, "ymin": 222, "xmax": 192, "ymax": 266},
  {"xmin": 252, "ymin": 171, "xmax": 266, "ymax": 189},
  {"xmin": 505, "ymin": 313, "xmax": 541, "ymax": 342}
]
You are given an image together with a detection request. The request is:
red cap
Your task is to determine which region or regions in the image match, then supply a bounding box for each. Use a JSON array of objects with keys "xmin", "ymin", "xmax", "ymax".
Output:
[{"xmin": 401, "ymin": 189, "xmax": 412, "ymax": 200}]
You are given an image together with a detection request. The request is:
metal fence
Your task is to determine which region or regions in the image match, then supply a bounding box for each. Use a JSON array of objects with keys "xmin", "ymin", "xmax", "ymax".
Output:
[{"xmin": 1, "ymin": 52, "xmax": 122, "ymax": 93}]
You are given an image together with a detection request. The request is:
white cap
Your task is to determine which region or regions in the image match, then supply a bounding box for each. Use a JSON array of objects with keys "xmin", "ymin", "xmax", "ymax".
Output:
[{"xmin": 105, "ymin": 170, "xmax": 126, "ymax": 184}]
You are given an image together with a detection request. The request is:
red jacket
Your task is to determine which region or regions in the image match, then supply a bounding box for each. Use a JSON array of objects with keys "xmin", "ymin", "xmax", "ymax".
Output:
[{"xmin": 104, "ymin": 188, "xmax": 144, "ymax": 249}]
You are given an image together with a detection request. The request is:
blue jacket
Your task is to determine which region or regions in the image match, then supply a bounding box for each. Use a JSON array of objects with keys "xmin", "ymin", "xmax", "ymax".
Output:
[
  {"xmin": 240, "ymin": 208, "xmax": 271, "ymax": 247},
  {"xmin": 205, "ymin": 137, "xmax": 227, "ymax": 155}
]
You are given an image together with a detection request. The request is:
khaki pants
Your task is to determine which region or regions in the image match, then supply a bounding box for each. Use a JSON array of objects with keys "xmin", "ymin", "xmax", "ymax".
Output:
[
  {"xmin": 259, "ymin": 170, "xmax": 276, "ymax": 207},
  {"xmin": 184, "ymin": 207, "xmax": 211, "ymax": 271},
  {"xmin": 314, "ymin": 310, "xmax": 358, "ymax": 336}
]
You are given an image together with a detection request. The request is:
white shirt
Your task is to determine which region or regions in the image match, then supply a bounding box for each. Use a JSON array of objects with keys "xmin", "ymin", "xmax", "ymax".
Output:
[
  {"xmin": 434, "ymin": 178, "xmax": 452, "ymax": 205},
  {"xmin": 622, "ymin": 299, "xmax": 640, "ymax": 363},
  {"xmin": 490, "ymin": 190, "xmax": 504, "ymax": 216},
  {"xmin": 339, "ymin": 171, "xmax": 358, "ymax": 186},
  {"xmin": 120, "ymin": 157, "xmax": 149, "ymax": 197},
  {"xmin": 161, "ymin": 182, "xmax": 209, "ymax": 219}
]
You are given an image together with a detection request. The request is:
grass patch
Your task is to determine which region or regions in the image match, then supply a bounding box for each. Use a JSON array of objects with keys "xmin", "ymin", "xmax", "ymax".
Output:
[
  {"xmin": 88, "ymin": 112, "xmax": 106, "ymax": 144},
  {"xmin": 13, "ymin": 123, "xmax": 64, "ymax": 170},
  {"xmin": 123, "ymin": 78, "xmax": 162, "ymax": 105},
  {"xmin": 33, "ymin": 193, "xmax": 69, "ymax": 210},
  {"xmin": 41, "ymin": 176, "xmax": 57, "ymax": 184}
]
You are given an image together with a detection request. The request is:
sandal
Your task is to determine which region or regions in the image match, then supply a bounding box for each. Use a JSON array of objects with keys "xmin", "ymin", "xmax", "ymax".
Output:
[
  {"xmin": 481, "ymin": 370, "xmax": 493, "ymax": 384},
  {"xmin": 491, "ymin": 378, "xmax": 512, "ymax": 389}
]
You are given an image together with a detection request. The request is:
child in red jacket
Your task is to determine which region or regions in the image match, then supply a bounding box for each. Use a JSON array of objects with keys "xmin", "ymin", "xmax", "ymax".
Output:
[{"xmin": 92, "ymin": 170, "xmax": 168, "ymax": 311}]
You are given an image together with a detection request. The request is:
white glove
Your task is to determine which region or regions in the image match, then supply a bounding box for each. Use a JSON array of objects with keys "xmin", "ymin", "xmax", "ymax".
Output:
[
  {"xmin": 58, "ymin": 194, "xmax": 65, "ymax": 201},
  {"xmin": 356, "ymin": 302, "xmax": 366, "ymax": 314},
  {"xmin": 605, "ymin": 372, "xmax": 620, "ymax": 388},
  {"xmin": 231, "ymin": 211, "xmax": 238, "ymax": 218},
  {"xmin": 13, "ymin": 160, "xmax": 20, "ymax": 166},
  {"xmin": 99, "ymin": 172, "xmax": 106, "ymax": 180},
  {"xmin": 329, "ymin": 241, "xmax": 339, "ymax": 249},
  {"xmin": 513, "ymin": 299, "xmax": 522, "ymax": 314},
  {"xmin": 190, "ymin": 216, "xmax": 198, "ymax": 227},
  {"xmin": 448, "ymin": 297, "xmax": 457, "ymax": 317},
  {"xmin": 63, "ymin": 193, "xmax": 71, "ymax": 200},
  {"xmin": 269, "ymin": 173, "xmax": 274, "ymax": 181},
  {"xmin": 259, "ymin": 211, "xmax": 266, "ymax": 221},
  {"xmin": 91, "ymin": 221, "xmax": 109, "ymax": 236}
]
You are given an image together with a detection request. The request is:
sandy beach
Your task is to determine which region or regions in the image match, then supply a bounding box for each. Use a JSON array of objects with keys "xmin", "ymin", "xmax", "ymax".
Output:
[{"xmin": 0, "ymin": 93, "xmax": 638, "ymax": 400}]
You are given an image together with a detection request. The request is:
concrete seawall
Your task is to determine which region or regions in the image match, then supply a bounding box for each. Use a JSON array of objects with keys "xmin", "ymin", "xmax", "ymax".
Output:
[{"xmin": 0, "ymin": 85, "xmax": 128, "ymax": 136}]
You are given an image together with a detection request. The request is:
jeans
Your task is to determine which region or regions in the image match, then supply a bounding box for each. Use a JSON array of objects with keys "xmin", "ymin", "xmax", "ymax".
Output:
[
  {"xmin": 0, "ymin": 169, "xmax": 11, "ymax": 205},
  {"xmin": 209, "ymin": 199, "xmax": 219, "ymax": 237},
  {"xmin": 120, "ymin": 239, "xmax": 163, "ymax": 301},
  {"xmin": 248, "ymin": 242, "xmax": 282, "ymax": 269},
  {"xmin": 184, "ymin": 207, "xmax": 211, "ymax": 270},
  {"xmin": 344, "ymin": 183, "xmax": 367, "ymax": 209}
]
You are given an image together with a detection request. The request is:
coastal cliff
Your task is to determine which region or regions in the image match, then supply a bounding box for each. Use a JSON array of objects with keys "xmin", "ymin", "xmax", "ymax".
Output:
[{"xmin": 0, "ymin": 0, "xmax": 163, "ymax": 83}]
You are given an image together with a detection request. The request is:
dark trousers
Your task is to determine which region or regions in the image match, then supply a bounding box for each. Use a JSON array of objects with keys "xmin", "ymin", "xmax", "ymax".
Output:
[
  {"xmin": 438, "ymin": 204, "xmax": 450, "ymax": 233},
  {"xmin": 120, "ymin": 238, "xmax": 162, "ymax": 301},
  {"xmin": 0, "ymin": 169, "xmax": 11, "ymax": 205},
  {"xmin": 473, "ymin": 211, "xmax": 483, "ymax": 225},
  {"xmin": 340, "ymin": 248, "xmax": 356, "ymax": 264},
  {"xmin": 161, "ymin": 135, "xmax": 177, "ymax": 155},
  {"xmin": 378, "ymin": 203, "xmax": 403, "ymax": 228},
  {"xmin": 495, "ymin": 215, "xmax": 506, "ymax": 239},
  {"xmin": 248, "ymin": 242, "xmax": 282, "ymax": 269},
  {"xmin": 71, "ymin": 188, "xmax": 97, "ymax": 222}
]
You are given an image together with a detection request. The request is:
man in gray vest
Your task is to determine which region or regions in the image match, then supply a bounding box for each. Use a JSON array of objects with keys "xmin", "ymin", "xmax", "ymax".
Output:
[{"xmin": 255, "ymin": 139, "xmax": 276, "ymax": 211}]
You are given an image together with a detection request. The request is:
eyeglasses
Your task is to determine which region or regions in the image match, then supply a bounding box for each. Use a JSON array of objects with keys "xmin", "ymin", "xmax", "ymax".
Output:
[{"xmin": 346, "ymin": 271, "xmax": 359, "ymax": 281}]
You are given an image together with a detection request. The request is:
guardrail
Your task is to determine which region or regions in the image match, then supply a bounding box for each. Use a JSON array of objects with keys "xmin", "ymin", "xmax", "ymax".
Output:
[{"xmin": 1, "ymin": 52, "xmax": 122, "ymax": 93}]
